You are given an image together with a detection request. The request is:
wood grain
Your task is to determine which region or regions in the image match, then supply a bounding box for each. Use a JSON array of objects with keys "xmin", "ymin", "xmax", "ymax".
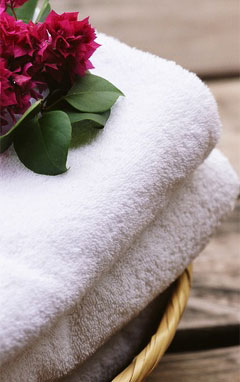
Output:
[
  {"xmin": 209, "ymin": 79, "xmax": 240, "ymax": 174},
  {"xmin": 147, "ymin": 78, "xmax": 240, "ymax": 380},
  {"xmin": 176, "ymin": 78, "xmax": 240, "ymax": 330},
  {"xmin": 146, "ymin": 347, "xmax": 240, "ymax": 382},
  {"xmin": 49, "ymin": 0, "xmax": 240, "ymax": 77}
]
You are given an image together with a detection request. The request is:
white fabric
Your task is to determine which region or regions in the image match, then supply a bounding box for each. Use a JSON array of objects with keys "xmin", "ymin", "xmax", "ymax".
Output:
[
  {"xmin": 62, "ymin": 150, "xmax": 239, "ymax": 382},
  {"xmin": 0, "ymin": 34, "xmax": 236, "ymax": 381},
  {"xmin": 63, "ymin": 288, "xmax": 170, "ymax": 382},
  {"xmin": 1, "ymin": 150, "xmax": 238, "ymax": 382}
]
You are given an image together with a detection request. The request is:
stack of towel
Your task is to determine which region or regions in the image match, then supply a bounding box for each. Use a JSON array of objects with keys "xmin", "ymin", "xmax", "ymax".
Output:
[{"xmin": 0, "ymin": 34, "xmax": 238, "ymax": 382}]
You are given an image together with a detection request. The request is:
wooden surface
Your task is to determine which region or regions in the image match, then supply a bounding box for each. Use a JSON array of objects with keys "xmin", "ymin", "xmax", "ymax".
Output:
[
  {"xmin": 210, "ymin": 79, "xmax": 240, "ymax": 172},
  {"xmin": 47, "ymin": 1, "xmax": 240, "ymax": 380},
  {"xmin": 50, "ymin": 0, "xmax": 240, "ymax": 77},
  {"xmin": 179, "ymin": 79, "xmax": 240, "ymax": 330},
  {"xmin": 144, "ymin": 77, "xmax": 240, "ymax": 381},
  {"xmin": 146, "ymin": 347, "xmax": 240, "ymax": 382}
]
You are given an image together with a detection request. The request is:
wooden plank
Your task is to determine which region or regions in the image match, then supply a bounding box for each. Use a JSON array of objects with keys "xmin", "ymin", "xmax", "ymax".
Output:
[
  {"xmin": 176, "ymin": 79, "xmax": 240, "ymax": 330},
  {"xmin": 168, "ymin": 325, "xmax": 239, "ymax": 353},
  {"xmin": 49, "ymin": 0, "xmax": 240, "ymax": 77},
  {"xmin": 208, "ymin": 79, "xmax": 240, "ymax": 174},
  {"xmin": 146, "ymin": 346, "xmax": 240, "ymax": 382},
  {"xmin": 179, "ymin": 198, "xmax": 240, "ymax": 329}
]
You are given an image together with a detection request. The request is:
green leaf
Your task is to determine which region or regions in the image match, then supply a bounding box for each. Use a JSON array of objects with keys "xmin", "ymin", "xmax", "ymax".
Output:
[
  {"xmin": 71, "ymin": 124, "xmax": 100, "ymax": 148},
  {"xmin": 65, "ymin": 73, "xmax": 123, "ymax": 113},
  {"xmin": 0, "ymin": 100, "xmax": 42, "ymax": 153},
  {"xmin": 8, "ymin": 0, "xmax": 39, "ymax": 22},
  {"xmin": 14, "ymin": 111, "xmax": 72, "ymax": 176},
  {"xmin": 62, "ymin": 110, "xmax": 110, "ymax": 148},
  {"xmin": 35, "ymin": 0, "xmax": 51, "ymax": 22},
  {"xmin": 65, "ymin": 110, "xmax": 110, "ymax": 129}
]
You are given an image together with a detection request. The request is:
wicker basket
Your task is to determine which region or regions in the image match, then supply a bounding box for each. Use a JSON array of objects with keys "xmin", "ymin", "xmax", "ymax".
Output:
[{"xmin": 112, "ymin": 265, "xmax": 192, "ymax": 382}]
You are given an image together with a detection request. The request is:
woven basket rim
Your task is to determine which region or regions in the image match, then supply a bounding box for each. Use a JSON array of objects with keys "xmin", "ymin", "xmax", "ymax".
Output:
[{"xmin": 112, "ymin": 265, "xmax": 192, "ymax": 382}]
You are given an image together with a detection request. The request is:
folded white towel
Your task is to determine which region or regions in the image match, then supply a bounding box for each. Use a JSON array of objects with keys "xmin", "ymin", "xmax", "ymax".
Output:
[
  {"xmin": 1, "ymin": 149, "xmax": 238, "ymax": 382},
  {"xmin": 63, "ymin": 288, "xmax": 173, "ymax": 382},
  {"xmin": 62, "ymin": 151, "xmax": 239, "ymax": 382},
  {"xmin": 0, "ymin": 32, "xmax": 220, "ymax": 370},
  {"xmin": 63, "ymin": 289, "xmax": 170, "ymax": 382}
]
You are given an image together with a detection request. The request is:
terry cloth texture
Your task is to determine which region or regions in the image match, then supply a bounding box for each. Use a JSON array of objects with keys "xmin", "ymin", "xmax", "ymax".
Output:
[
  {"xmin": 62, "ymin": 288, "xmax": 172, "ymax": 382},
  {"xmin": 1, "ymin": 150, "xmax": 238, "ymax": 382},
  {"xmin": 0, "ymin": 34, "xmax": 238, "ymax": 381},
  {"xmin": 61, "ymin": 151, "xmax": 239, "ymax": 382}
]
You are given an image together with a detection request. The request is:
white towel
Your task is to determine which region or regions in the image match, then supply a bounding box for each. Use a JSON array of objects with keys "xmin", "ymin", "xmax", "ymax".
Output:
[
  {"xmin": 63, "ymin": 288, "xmax": 171, "ymax": 382},
  {"xmin": 61, "ymin": 151, "xmax": 239, "ymax": 382},
  {"xmin": 1, "ymin": 150, "xmax": 238, "ymax": 382},
  {"xmin": 0, "ymin": 32, "xmax": 229, "ymax": 378}
]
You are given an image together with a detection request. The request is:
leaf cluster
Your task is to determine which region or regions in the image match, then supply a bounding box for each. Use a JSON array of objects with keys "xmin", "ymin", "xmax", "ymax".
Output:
[{"xmin": 0, "ymin": 74, "xmax": 123, "ymax": 175}]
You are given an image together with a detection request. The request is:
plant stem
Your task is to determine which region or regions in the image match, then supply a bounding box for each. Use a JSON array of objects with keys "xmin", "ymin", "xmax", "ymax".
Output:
[
  {"xmin": 10, "ymin": 0, "xmax": 17, "ymax": 20},
  {"xmin": 45, "ymin": 96, "xmax": 65, "ymax": 111}
]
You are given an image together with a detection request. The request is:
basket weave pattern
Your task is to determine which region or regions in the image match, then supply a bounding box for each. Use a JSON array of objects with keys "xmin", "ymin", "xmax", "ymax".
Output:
[{"xmin": 112, "ymin": 265, "xmax": 192, "ymax": 382}]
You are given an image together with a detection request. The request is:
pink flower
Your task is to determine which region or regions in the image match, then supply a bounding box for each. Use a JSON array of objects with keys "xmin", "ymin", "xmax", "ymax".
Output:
[
  {"xmin": 0, "ymin": 0, "xmax": 28, "ymax": 14},
  {"xmin": 0, "ymin": 10, "xmax": 99, "ymax": 132},
  {"xmin": 0, "ymin": 57, "xmax": 37, "ymax": 131},
  {"xmin": 0, "ymin": 58, "xmax": 17, "ymax": 130},
  {"xmin": 0, "ymin": 0, "xmax": 5, "ymax": 13},
  {"xmin": 0, "ymin": 59, "xmax": 17, "ymax": 108},
  {"xmin": 0, "ymin": 13, "xmax": 43, "ymax": 131},
  {"xmin": 41, "ymin": 11, "xmax": 99, "ymax": 87}
]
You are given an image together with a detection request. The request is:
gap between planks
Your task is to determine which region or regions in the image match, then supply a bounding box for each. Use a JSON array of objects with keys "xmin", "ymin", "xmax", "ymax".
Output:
[{"xmin": 145, "ymin": 346, "xmax": 240, "ymax": 382}]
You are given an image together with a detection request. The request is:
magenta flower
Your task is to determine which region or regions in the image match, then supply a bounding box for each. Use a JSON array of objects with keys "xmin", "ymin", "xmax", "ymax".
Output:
[
  {"xmin": 0, "ymin": 10, "xmax": 99, "ymax": 133},
  {"xmin": 0, "ymin": 57, "xmax": 36, "ymax": 132},
  {"xmin": 0, "ymin": 0, "xmax": 28, "ymax": 14},
  {"xmin": 0, "ymin": 13, "xmax": 44, "ymax": 129},
  {"xmin": 40, "ymin": 11, "xmax": 100, "ymax": 88}
]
